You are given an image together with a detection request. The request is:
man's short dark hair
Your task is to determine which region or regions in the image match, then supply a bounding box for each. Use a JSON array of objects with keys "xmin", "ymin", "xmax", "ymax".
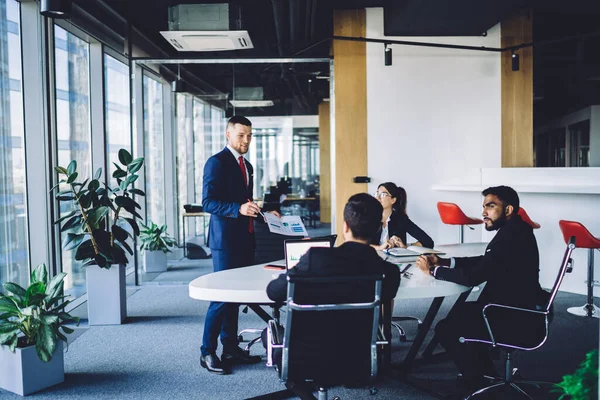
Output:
[
  {"xmin": 343, "ymin": 193, "xmax": 383, "ymax": 240},
  {"xmin": 482, "ymin": 185, "xmax": 520, "ymax": 211},
  {"xmin": 227, "ymin": 116, "xmax": 252, "ymax": 129}
]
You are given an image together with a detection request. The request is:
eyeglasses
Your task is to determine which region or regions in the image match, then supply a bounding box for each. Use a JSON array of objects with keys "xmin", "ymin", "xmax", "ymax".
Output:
[{"xmin": 373, "ymin": 192, "xmax": 391, "ymax": 200}]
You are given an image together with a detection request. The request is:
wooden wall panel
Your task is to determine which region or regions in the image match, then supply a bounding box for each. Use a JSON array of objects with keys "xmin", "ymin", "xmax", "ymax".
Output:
[
  {"xmin": 501, "ymin": 10, "xmax": 533, "ymax": 167},
  {"xmin": 333, "ymin": 9, "xmax": 368, "ymax": 242},
  {"xmin": 318, "ymin": 101, "xmax": 331, "ymax": 223}
]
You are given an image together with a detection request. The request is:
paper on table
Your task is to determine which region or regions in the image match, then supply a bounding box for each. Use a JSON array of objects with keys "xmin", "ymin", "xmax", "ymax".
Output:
[{"xmin": 263, "ymin": 213, "xmax": 308, "ymax": 236}]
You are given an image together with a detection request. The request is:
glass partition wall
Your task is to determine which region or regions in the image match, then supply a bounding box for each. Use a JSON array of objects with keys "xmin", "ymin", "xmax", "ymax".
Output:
[{"xmin": 132, "ymin": 58, "xmax": 329, "ymax": 285}]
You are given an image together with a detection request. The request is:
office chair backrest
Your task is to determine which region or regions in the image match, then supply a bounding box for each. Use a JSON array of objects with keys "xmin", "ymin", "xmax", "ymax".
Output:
[
  {"xmin": 545, "ymin": 236, "xmax": 576, "ymax": 312},
  {"xmin": 281, "ymin": 274, "xmax": 383, "ymax": 386}
]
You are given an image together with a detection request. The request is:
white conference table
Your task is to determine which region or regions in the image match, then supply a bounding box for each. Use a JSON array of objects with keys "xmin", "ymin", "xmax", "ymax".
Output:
[
  {"xmin": 188, "ymin": 242, "xmax": 489, "ymax": 372},
  {"xmin": 188, "ymin": 242, "xmax": 488, "ymax": 303}
]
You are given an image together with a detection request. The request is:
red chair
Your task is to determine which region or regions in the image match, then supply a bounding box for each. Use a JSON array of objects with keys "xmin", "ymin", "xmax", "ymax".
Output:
[
  {"xmin": 559, "ymin": 220, "xmax": 600, "ymax": 318},
  {"xmin": 437, "ymin": 202, "xmax": 483, "ymax": 243},
  {"xmin": 518, "ymin": 208, "xmax": 541, "ymax": 229}
]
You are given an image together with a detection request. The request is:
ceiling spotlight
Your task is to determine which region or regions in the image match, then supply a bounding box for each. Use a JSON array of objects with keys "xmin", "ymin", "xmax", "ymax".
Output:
[
  {"xmin": 40, "ymin": 0, "xmax": 71, "ymax": 19},
  {"xmin": 384, "ymin": 43, "xmax": 392, "ymax": 66},
  {"xmin": 511, "ymin": 51, "xmax": 520, "ymax": 72}
]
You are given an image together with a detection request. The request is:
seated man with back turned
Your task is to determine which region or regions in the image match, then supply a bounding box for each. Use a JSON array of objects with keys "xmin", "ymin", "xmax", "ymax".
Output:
[
  {"xmin": 416, "ymin": 185, "xmax": 547, "ymax": 390},
  {"xmin": 266, "ymin": 192, "xmax": 401, "ymax": 304}
]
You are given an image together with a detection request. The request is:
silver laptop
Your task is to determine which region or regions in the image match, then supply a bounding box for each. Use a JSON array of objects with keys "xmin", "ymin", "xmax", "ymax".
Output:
[{"xmin": 284, "ymin": 238, "xmax": 332, "ymax": 270}]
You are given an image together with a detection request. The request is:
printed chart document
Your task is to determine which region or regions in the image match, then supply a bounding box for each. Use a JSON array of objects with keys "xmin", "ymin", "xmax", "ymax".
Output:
[
  {"xmin": 387, "ymin": 246, "xmax": 445, "ymax": 257},
  {"xmin": 264, "ymin": 213, "xmax": 308, "ymax": 236}
]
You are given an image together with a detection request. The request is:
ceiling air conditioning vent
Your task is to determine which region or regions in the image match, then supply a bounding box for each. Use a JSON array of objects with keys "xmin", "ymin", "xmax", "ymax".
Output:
[
  {"xmin": 160, "ymin": 31, "xmax": 253, "ymax": 52},
  {"xmin": 161, "ymin": 3, "xmax": 254, "ymax": 52}
]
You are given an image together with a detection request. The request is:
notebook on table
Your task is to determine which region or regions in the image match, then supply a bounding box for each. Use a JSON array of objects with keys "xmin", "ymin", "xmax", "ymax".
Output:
[{"xmin": 386, "ymin": 246, "xmax": 445, "ymax": 258}]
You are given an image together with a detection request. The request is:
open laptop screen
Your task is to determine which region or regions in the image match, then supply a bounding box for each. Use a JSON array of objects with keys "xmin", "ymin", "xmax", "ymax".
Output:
[{"xmin": 284, "ymin": 239, "xmax": 331, "ymax": 270}]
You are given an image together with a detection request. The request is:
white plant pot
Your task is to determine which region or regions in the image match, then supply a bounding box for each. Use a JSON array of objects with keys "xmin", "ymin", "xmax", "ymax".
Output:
[
  {"xmin": 143, "ymin": 251, "xmax": 168, "ymax": 273},
  {"xmin": 86, "ymin": 264, "xmax": 127, "ymax": 325},
  {"xmin": 0, "ymin": 340, "xmax": 64, "ymax": 396}
]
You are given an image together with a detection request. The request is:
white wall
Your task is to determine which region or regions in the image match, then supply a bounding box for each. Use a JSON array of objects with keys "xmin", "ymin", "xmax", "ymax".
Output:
[
  {"xmin": 365, "ymin": 8, "xmax": 600, "ymax": 295},
  {"xmin": 366, "ymin": 7, "xmax": 501, "ymax": 246}
]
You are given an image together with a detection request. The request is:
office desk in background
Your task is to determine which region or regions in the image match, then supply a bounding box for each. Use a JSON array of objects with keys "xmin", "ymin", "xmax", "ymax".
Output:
[{"xmin": 182, "ymin": 212, "xmax": 210, "ymax": 257}]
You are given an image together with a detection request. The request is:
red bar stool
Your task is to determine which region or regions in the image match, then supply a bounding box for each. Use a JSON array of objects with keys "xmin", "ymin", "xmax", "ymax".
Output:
[
  {"xmin": 437, "ymin": 202, "xmax": 483, "ymax": 243},
  {"xmin": 559, "ymin": 220, "xmax": 600, "ymax": 318},
  {"xmin": 518, "ymin": 207, "xmax": 541, "ymax": 229}
]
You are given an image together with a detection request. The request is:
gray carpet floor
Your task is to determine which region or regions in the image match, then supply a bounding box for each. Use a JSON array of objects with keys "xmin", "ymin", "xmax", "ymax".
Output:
[{"xmin": 1, "ymin": 284, "xmax": 597, "ymax": 400}]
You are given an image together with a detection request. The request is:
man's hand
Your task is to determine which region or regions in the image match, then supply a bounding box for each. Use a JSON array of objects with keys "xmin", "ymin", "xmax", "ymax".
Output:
[
  {"xmin": 239, "ymin": 201, "xmax": 261, "ymax": 217},
  {"xmin": 416, "ymin": 254, "xmax": 438, "ymax": 274},
  {"xmin": 389, "ymin": 235, "xmax": 407, "ymax": 248}
]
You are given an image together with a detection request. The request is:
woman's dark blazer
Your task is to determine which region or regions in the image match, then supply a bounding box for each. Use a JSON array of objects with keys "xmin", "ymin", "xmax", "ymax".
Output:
[{"xmin": 371, "ymin": 210, "xmax": 434, "ymax": 249}]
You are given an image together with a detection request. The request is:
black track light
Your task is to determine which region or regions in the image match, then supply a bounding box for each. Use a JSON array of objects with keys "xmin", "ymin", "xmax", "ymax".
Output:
[
  {"xmin": 384, "ymin": 43, "xmax": 392, "ymax": 66},
  {"xmin": 172, "ymin": 79, "xmax": 189, "ymax": 93},
  {"xmin": 511, "ymin": 51, "xmax": 520, "ymax": 72},
  {"xmin": 40, "ymin": 0, "xmax": 71, "ymax": 19}
]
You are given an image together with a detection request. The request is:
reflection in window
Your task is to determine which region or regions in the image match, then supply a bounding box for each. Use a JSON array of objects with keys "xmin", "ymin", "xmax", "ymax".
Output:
[
  {"xmin": 143, "ymin": 74, "xmax": 165, "ymax": 225},
  {"xmin": 0, "ymin": 0, "xmax": 28, "ymax": 289},
  {"xmin": 568, "ymin": 120, "xmax": 590, "ymax": 167},
  {"xmin": 104, "ymin": 54, "xmax": 131, "ymax": 188},
  {"xmin": 54, "ymin": 25, "xmax": 91, "ymax": 292}
]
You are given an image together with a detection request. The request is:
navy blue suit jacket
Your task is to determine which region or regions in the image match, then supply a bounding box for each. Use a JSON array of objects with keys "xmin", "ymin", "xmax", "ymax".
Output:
[{"xmin": 202, "ymin": 147, "xmax": 254, "ymax": 251}]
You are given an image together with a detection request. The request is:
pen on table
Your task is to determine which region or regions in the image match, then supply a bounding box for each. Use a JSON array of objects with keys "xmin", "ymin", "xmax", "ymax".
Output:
[
  {"xmin": 248, "ymin": 198, "xmax": 266, "ymax": 219},
  {"xmin": 401, "ymin": 263, "xmax": 412, "ymax": 274}
]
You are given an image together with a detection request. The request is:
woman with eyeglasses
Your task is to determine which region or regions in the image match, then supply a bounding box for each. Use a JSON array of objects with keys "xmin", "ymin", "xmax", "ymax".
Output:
[{"xmin": 371, "ymin": 182, "xmax": 434, "ymax": 251}]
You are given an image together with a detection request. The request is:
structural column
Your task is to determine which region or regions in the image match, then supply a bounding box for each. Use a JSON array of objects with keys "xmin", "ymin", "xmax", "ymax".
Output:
[
  {"xmin": 318, "ymin": 101, "xmax": 331, "ymax": 223},
  {"xmin": 501, "ymin": 10, "xmax": 533, "ymax": 167},
  {"xmin": 332, "ymin": 9, "xmax": 368, "ymax": 241}
]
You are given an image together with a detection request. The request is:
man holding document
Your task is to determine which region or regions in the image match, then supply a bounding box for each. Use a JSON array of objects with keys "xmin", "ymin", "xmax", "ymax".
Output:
[{"xmin": 200, "ymin": 115, "xmax": 280, "ymax": 375}]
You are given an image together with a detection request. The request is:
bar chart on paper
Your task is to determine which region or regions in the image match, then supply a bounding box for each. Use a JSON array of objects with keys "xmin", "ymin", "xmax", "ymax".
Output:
[{"xmin": 264, "ymin": 214, "xmax": 308, "ymax": 236}]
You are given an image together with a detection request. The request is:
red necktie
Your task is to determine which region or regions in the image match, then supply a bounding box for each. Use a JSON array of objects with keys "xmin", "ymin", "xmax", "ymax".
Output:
[{"xmin": 238, "ymin": 156, "xmax": 253, "ymax": 233}]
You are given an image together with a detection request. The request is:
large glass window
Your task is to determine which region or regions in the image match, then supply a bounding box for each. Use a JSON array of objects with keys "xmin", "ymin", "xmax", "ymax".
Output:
[
  {"xmin": 54, "ymin": 25, "xmax": 91, "ymax": 292},
  {"xmin": 104, "ymin": 54, "xmax": 131, "ymax": 188},
  {"xmin": 193, "ymin": 99, "xmax": 206, "ymax": 236},
  {"xmin": 143, "ymin": 73, "xmax": 165, "ymax": 226},
  {"xmin": 0, "ymin": 0, "xmax": 28, "ymax": 289},
  {"xmin": 175, "ymin": 93, "xmax": 193, "ymax": 242}
]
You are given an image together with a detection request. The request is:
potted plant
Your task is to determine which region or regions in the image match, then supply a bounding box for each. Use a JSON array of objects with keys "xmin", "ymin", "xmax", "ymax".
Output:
[
  {"xmin": 554, "ymin": 349, "xmax": 598, "ymax": 400},
  {"xmin": 139, "ymin": 222, "xmax": 177, "ymax": 273},
  {"xmin": 53, "ymin": 148, "xmax": 144, "ymax": 325},
  {"xmin": 0, "ymin": 264, "xmax": 79, "ymax": 396}
]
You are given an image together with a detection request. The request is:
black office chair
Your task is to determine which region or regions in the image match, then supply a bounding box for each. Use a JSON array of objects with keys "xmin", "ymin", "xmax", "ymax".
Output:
[
  {"xmin": 264, "ymin": 274, "xmax": 387, "ymax": 400},
  {"xmin": 460, "ymin": 236, "xmax": 576, "ymax": 399}
]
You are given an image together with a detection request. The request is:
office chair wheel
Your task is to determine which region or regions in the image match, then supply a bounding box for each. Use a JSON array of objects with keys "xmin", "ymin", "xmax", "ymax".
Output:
[{"xmin": 332, "ymin": 397, "xmax": 341, "ymax": 400}]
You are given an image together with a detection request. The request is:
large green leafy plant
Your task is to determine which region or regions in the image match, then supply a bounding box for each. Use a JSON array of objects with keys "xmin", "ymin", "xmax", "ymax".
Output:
[
  {"xmin": 139, "ymin": 222, "xmax": 177, "ymax": 253},
  {"xmin": 0, "ymin": 264, "xmax": 79, "ymax": 362},
  {"xmin": 554, "ymin": 349, "xmax": 598, "ymax": 400},
  {"xmin": 53, "ymin": 149, "xmax": 145, "ymax": 268}
]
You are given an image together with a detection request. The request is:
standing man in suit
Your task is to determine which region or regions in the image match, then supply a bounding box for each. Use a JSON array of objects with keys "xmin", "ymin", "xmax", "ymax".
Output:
[
  {"xmin": 416, "ymin": 186, "xmax": 546, "ymax": 391},
  {"xmin": 200, "ymin": 116, "xmax": 269, "ymax": 375}
]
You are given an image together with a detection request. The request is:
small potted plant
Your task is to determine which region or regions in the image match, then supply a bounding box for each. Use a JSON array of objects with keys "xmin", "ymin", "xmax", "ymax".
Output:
[
  {"xmin": 53, "ymin": 148, "xmax": 144, "ymax": 325},
  {"xmin": 139, "ymin": 222, "xmax": 177, "ymax": 273},
  {"xmin": 554, "ymin": 349, "xmax": 598, "ymax": 400},
  {"xmin": 0, "ymin": 264, "xmax": 79, "ymax": 396}
]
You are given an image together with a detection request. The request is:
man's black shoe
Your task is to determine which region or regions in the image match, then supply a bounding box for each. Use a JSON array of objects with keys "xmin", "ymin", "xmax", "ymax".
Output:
[
  {"xmin": 222, "ymin": 346, "xmax": 262, "ymax": 364},
  {"xmin": 200, "ymin": 353, "xmax": 231, "ymax": 375}
]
